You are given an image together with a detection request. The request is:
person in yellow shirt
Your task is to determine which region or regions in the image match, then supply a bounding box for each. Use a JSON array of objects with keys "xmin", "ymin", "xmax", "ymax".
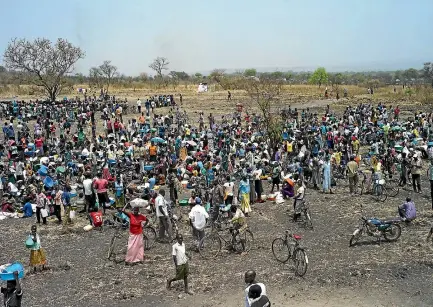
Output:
[{"xmin": 351, "ymin": 137, "xmax": 360, "ymax": 155}]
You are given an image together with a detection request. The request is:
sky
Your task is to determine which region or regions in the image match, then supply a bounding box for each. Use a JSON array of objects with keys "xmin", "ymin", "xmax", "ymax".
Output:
[{"xmin": 1, "ymin": 0, "xmax": 432, "ymax": 76}]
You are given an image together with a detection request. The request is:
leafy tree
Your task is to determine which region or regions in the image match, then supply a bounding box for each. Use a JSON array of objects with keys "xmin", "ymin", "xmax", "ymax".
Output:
[
  {"xmin": 194, "ymin": 73, "xmax": 203, "ymax": 82},
  {"xmin": 3, "ymin": 37, "xmax": 84, "ymax": 101},
  {"xmin": 0, "ymin": 66, "xmax": 6, "ymax": 73},
  {"xmin": 423, "ymin": 62, "xmax": 433, "ymax": 87},
  {"xmin": 270, "ymin": 71, "xmax": 284, "ymax": 80},
  {"xmin": 169, "ymin": 71, "xmax": 190, "ymax": 81},
  {"xmin": 244, "ymin": 68, "xmax": 257, "ymax": 77},
  {"xmin": 138, "ymin": 72, "xmax": 149, "ymax": 82},
  {"xmin": 402, "ymin": 68, "xmax": 419, "ymax": 82},
  {"xmin": 309, "ymin": 67, "xmax": 328, "ymax": 88}
]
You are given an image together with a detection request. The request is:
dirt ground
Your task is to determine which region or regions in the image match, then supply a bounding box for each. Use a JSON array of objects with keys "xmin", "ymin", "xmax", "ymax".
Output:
[{"xmin": 1, "ymin": 92, "xmax": 433, "ymax": 307}]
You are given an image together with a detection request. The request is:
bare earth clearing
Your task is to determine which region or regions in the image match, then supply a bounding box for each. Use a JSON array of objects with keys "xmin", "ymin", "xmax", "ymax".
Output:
[{"xmin": 1, "ymin": 91, "xmax": 433, "ymax": 307}]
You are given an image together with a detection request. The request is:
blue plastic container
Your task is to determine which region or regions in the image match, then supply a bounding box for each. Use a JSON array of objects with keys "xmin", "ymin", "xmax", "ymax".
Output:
[
  {"xmin": 43, "ymin": 176, "xmax": 54, "ymax": 188},
  {"xmin": 38, "ymin": 165, "xmax": 48, "ymax": 177},
  {"xmin": 143, "ymin": 165, "xmax": 154, "ymax": 171},
  {"xmin": 0, "ymin": 262, "xmax": 25, "ymax": 281}
]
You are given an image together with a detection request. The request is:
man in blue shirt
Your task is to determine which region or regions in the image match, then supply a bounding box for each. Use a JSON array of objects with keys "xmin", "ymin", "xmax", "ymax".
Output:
[
  {"xmin": 148, "ymin": 174, "xmax": 156, "ymax": 190},
  {"xmin": 398, "ymin": 197, "xmax": 416, "ymax": 222}
]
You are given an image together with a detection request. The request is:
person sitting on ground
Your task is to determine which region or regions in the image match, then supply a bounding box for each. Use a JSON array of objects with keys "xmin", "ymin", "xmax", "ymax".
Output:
[
  {"xmin": 22, "ymin": 202, "xmax": 33, "ymax": 218},
  {"xmin": 398, "ymin": 197, "xmax": 416, "ymax": 222},
  {"xmin": 248, "ymin": 284, "xmax": 271, "ymax": 307},
  {"xmin": 244, "ymin": 270, "xmax": 266, "ymax": 307}
]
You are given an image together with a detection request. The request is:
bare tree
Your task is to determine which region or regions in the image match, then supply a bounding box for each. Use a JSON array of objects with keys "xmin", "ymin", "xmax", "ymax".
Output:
[
  {"xmin": 240, "ymin": 77, "xmax": 283, "ymax": 158},
  {"xmin": 3, "ymin": 38, "xmax": 84, "ymax": 101},
  {"xmin": 149, "ymin": 57, "xmax": 170, "ymax": 78},
  {"xmin": 89, "ymin": 61, "xmax": 118, "ymax": 95}
]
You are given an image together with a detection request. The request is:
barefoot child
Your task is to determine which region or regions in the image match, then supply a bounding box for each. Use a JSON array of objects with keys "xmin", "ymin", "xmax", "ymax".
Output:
[{"xmin": 28, "ymin": 225, "xmax": 47, "ymax": 273}]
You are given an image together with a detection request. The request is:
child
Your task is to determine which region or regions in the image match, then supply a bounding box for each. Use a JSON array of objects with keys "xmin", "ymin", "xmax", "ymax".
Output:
[{"xmin": 28, "ymin": 225, "xmax": 47, "ymax": 273}]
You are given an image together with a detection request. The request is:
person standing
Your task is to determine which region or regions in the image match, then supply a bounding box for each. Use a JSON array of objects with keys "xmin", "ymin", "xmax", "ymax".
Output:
[
  {"xmin": 252, "ymin": 168, "xmax": 263, "ymax": 203},
  {"xmin": 28, "ymin": 225, "xmax": 47, "ymax": 273},
  {"xmin": 238, "ymin": 176, "xmax": 251, "ymax": 215},
  {"xmin": 167, "ymin": 234, "xmax": 193, "ymax": 295},
  {"xmin": 35, "ymin": 189, "xmax": 47, "ymax": 225},
  {"xmin": 346, "ymin": 156, "xmax": 359, "ymax": 195},
  {"xmin": 188, "ymin": 197, "xmax": 209, "ymax": 249},
  {"xmin": 322, "ymin": 157, "xmax": 334, "ymax": 194},
  {"xmin": 124, "ymin": 206, "xmax": 147, "ymax": 264},
  {"xmin": 82, "ymin": 173, "xmax": 95, "ymax": 213},
  {"xmin": 136, "ymin": 98, "xmax": 142, "ymax": 114},
  {"xmin": 93, "ymin": 174, "xmax": 109, "ymax": 214},
  {"xmin": 1, "ymin": 271, "xmax": 22, "ymax": 307},
  {"xmin": 155, "ymin": 189, "xmax": 172, "ymax": 242},
  {"xmin": 411, "ymin": 153, "xmax": 422, "ymax": 193}
]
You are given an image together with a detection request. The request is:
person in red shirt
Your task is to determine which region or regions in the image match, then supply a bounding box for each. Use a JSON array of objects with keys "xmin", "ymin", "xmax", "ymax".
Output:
[
  {"xmin": 93, "ymin": 175, "xmax": 109, "ymax": 214},
  {"xmin": 35, "ymin": 136, "xmax": 44, "ymax": 156},
  {"xmin": 124, "ymin": 206, "xmax": 147, "ymax": 264},
  {"xmin": 89, "ymin": 208, "xmax": 103, "ymax": 228}
]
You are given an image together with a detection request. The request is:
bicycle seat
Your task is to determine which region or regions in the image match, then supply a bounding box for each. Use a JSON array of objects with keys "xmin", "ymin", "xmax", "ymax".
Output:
[{"xmin": 293, "ymin": 234, "xmax": 302, "ymax": 240}]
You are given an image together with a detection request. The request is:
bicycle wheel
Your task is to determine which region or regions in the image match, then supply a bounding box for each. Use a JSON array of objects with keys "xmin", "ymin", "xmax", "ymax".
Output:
[
  {"xmin": 107, "ymin": 233, "xmax": 117, "ymax": 259},
  {"xmin": 143, "ymin": 226, "xmax": 157, "ymax": 250},
  {"xmin": 304, "ymin": 208, "xmax": 313, "ymax": 230},
  {"xmin": 271, "ymin": 237, "xmax": 290, "ymax": 263},
  {"xmin": 239, "ymin": 229, "xmax": 254, "ymax": 252},
  {"xmin": 293, "ymin": 248, "xmax": 308, "ymax": 277},
  {"xmin": 386, "ymin": 180, "xmax": 399, "ymax": 197},
  {"xmin": 199, "ymin": 233, "xmax": 222, "ymax": 259},
  {"xmin": 373, "ymin": 185, "xmax": 387, "ymax": 202},
  {"xmin": 360, "ymin": 180, "xmax": 366, "ymax": 195}
]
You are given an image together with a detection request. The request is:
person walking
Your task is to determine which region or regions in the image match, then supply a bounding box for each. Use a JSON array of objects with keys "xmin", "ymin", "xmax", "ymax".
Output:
[
  {"xmin": 155, "ymin": 189, "xmax": 172, "ymax": 242},
  {"xmin": 167, "ymin": 234, "xmax": 193, "ymax": 295}
]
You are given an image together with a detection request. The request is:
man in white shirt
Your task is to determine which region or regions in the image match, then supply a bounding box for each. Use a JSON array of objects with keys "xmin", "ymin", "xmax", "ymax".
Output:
[
  {"xmin": 155, "ymin": 189, "xmax": 172, "ymax": 242},
  {"xmin": 244, "ymin": 270, "xmax": 266, "ymax": 307},
  {"xmin": 167, "ymin": 234, "xmax": 192, "ymax": 294},
  {"xmin": 188, "ymin": 197, "xmax": 209, "ymax": 248},
  {"xmin": 136, "ymin": 98, "xmax": 142, "ymax": 113},
  {"xmin": 81, "ymin": 173, "xmax": 95, "ymax": 213}
]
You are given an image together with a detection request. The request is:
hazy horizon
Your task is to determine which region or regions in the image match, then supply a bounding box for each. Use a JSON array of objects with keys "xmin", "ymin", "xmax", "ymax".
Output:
[{"xmin": 1, "ymin": 0, "xmax": 432, "ymax": 76}]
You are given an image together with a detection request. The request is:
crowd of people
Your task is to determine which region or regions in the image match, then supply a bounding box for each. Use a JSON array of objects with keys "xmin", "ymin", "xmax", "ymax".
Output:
[{"xmin": 2, "ymin": 94, "xmax": 433, "ymax": 306}]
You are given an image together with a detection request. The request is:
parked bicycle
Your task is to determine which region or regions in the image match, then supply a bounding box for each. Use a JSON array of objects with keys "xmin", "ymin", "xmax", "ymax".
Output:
[
  {"xmin": 199, "ymin": 224, "xmax": 254, "ymax": 259},
  {"xmin": 271, "ymin": 230, "xmax": 308, "ymax": 277}
]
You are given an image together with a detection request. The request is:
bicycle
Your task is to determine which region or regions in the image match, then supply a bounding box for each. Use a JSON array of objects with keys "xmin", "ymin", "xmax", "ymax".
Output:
[
  {"xmin": 198, "ymin": 225, "xmax": 254, "ymax": 259},
  {"xmin": 107, "ymin": 221, "xmax": 157, "ymax": 260},
  {"xmin": 360, "ymin": 172, "xmax": 387, "ymax": 202},
  {"xmin": 293, "ymin": 200, "xmax": 313, "ymax": 230},
  {"xmin": 271, "ymin": 230, "xmax": 308, "ymax": 277},
  {"xmin": 383, "ymin": 172, "xmax": 399, "ymax": 197}
]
